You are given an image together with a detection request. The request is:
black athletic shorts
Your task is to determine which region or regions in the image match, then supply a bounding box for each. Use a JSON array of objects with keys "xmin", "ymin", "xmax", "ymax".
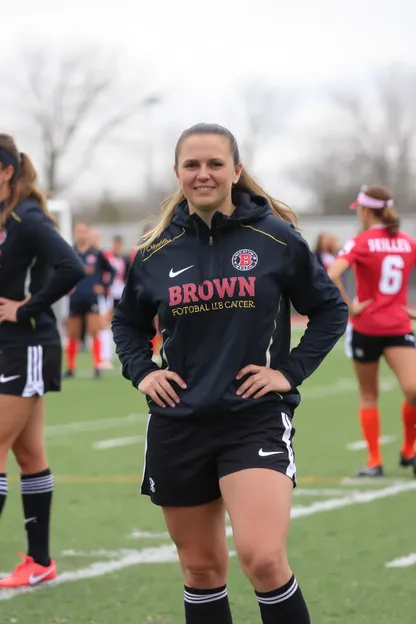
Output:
[
  {"xmin": 349, "ymin": 329, "xmax": 416, "ymax": 363},
  {"xmin": 141, "ymin": 405, "xmax": 296, "ymax": 507},
  {"xmin": 0, "ymin": 344, "xmax": 62, "ymax": 397},
  {"xmin": 69, "ymin": 298, "xmax": 99, "ymax": 317}
]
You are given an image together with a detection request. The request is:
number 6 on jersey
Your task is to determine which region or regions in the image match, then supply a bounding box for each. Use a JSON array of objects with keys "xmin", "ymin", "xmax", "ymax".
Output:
[{"xmin": 379, "ymin": 255, "xmax": 405, "ymax": 295}]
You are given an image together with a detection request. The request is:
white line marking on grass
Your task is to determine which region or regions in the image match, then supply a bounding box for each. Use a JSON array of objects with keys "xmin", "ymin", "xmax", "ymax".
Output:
[
  {"xmin": 61, "ymin": 549, "xmax": 142, "ymax": 558},
  {"xmin": 301, "ymin": 377, "xmax": 395, "ymax": 400},
  {"xmin": 45, "ymin": 413, "xmax": 146, "ymax": 437},
  {"xmin": 341, "ymin": 477, "xmax": 408, "ymax": 486},
  {"xmin": 290, "ymin": 481, "xmax": 416, "ymax": 518},
  {"xmin": 129, "ymin": 530, "xmax": 170, "ymax": 539},
  {"xmin": 293, "ymin": 488, "xmax": 362, "ymax": 497},
  {"xmin": 385, "ymin": 554, "xmax": 416, "ymax": 568},
  {"xmin": 346, "ymin": 435, "xmax": 396, "ymax": 451},
  {"xmin": 93, "ymin": 436, "xmax": 144, "ymax": 450}
]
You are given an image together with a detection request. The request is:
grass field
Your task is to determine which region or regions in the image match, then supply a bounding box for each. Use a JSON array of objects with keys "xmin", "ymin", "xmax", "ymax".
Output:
[{"xmin": 1, "ymin": 333, "xmax": 416, "ymax": 624}]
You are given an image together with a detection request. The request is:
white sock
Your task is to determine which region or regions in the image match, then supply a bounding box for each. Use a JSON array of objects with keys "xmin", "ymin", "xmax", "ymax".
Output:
[{"xmin": 100, "ymin": 329, "xmax": 113, "ymax": 361}]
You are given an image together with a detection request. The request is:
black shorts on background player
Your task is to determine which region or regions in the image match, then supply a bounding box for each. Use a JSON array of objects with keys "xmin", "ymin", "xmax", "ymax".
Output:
[
  {"xmin": 351, "ymin": 329, "xmax": 416, "ymax": 362},
  {"xmin": 142, "ymin": 403, "xmax": 296, "ymax": 506},
  {"xmin": 68, "ymin": 298, "xmax": 99, "ymax": 317}
]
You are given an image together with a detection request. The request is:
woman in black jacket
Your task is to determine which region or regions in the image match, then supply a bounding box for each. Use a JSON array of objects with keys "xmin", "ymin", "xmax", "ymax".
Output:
[
  {"xmin": 113, "ymin": 123, "xmax": 348, "ymax": 624},
  {"xmin": 0, "ymin": 134, "xmax": 84, "ymax": 588}
]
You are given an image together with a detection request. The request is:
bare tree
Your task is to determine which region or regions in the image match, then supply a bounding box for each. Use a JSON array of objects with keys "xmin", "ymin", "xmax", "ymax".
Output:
[
  {"xmin": 232, "ymin": 81, "xmax": 290, "ymax": 169},
  {"xmin": 290, "ymin": 65, "xmax": 416, "ymax": 214},
  {"xmin": 8, "ymin": 47, "xmax": 161, "ymax": 195}
]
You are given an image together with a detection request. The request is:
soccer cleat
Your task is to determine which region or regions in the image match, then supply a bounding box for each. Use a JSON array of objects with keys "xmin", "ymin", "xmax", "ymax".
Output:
[
  {"xmin": 0, "ymin": 553, "xmax": 56, "ymax": 588},
  {"xmin": 413, "ymin": 456, "xmax": 416, "ymax": 478},
  {"xmin": 399, "ymin": 453, "xmax": 415, "ymax": 468},
  {"xmin": 355, "ymin": 465, "xmax": 384, "ymax": 477},
  {"xmin": 93, "ymin": 368, "xmax": 101, "ymax": 379},
  {"xmin": 62, "ymin": 369, "xmax": 74, "ymax": 379}
]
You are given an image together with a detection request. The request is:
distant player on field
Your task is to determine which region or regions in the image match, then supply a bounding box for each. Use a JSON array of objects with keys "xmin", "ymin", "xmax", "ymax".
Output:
[
  {"xmin": 329, "ymin": 186, "xmax": 416, "ymax": 477},
  {"xmin": 100, "ymin": 235, "xmax": 131, "ymax": 364},
  {"xmin": 63, "ymin": 222, "xmax": 115, "ymax": 378},
  {"xmin": 314, "ymin": 232, "xmax": 339, "ymax": 271}
]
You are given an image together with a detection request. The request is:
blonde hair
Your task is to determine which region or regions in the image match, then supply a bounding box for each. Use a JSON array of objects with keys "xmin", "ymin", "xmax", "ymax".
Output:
[
  {"xmin": 365, "ymin": 185, "xmax": 400, "ymax": 236},
  {"xmin": 0, "ymin": 134, "xmax": 55, "ymax": 228},
  {"xmin": 137, "ymin": 123, "xmax": 297, "ymax": 250}
]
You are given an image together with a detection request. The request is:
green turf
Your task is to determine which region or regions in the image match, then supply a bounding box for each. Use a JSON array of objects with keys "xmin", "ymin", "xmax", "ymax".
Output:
[{"xmin": 1, "ymin": 338, "xmax": 415, "ymax": 624}]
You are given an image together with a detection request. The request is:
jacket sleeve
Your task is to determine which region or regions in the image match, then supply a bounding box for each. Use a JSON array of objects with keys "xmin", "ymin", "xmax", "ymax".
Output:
[
  {"xmin": 277, "ymin": 228, "xmax": 349, "ymax": 388},
  {"xmin": 111, "ymin": 252, "xmax": 159, "ymax": 389},
  {"xmin": 16, "ymin": 206, "xmax": 85, "ymax": 322}
]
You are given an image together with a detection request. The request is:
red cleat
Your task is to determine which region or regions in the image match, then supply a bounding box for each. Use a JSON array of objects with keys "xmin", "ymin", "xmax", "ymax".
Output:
[{"xmin": 0, "ymin": 553, "xmax": 56, "ymax": 588}]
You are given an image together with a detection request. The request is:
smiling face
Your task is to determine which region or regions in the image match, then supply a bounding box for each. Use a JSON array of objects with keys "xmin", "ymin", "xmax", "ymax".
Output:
[{"xmin": 175, "ymin": 133, "xmax": 242, "ymax": 215}]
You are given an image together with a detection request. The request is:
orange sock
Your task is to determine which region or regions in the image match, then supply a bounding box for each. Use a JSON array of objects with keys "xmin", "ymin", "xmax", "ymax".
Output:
[
  {"xmin": 401, "ymin": 400, "xmax": 416, "ymax": 460},
  {"xmin": 66, "ymin": 339, "xmax": 78, "ymax": 371},
  {"xmin": 359, "ymin": 407, "xmax": 382, "ymax": 467},
  {"xmin": 92, "ymin": 337, "xmax": 101, "ymax": 369}
]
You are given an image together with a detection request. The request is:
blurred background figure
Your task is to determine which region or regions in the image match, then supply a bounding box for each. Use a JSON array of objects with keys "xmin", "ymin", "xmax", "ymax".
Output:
[
  {"xmin": 64, "ymin": 222, "xmax": 115, "ymax": 379},
  {"xmin": 100, "ymin": 235, "xmax": 131, "ymax": 366},
  {"xmin": 314, "ymin": 232, "xmax": 340, "ymax": 271}
]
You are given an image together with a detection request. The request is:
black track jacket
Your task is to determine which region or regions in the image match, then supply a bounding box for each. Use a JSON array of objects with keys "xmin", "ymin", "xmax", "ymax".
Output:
[
  {"xmin": 112, "ymin": 192, "xmax": 348, "ymax": 417},
  {"xmin": 0, "ymin": 199, "xmax": 85, "ymax": 346}
]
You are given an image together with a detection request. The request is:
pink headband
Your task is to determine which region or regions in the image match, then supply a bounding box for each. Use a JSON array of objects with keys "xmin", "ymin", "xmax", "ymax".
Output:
[{"xmin": 350, "ymin": 191, "xmax": 394, "ymax": 210}]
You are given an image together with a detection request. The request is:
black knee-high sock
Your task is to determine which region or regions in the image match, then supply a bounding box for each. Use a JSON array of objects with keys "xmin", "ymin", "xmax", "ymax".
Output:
[
  {"xmin": 0, "ymin": 473, "xmax": 7, "ymax": 516},
  {"xmin": 184, "ymin": 585, "xmax": 233, "ymax": 623},
  {"xmin": 20, "ymin": 468, "xmax": 54, "ymax": 567},
  {"xmin": 256, "ymin": 575, "xmax": 311, "ymax": 623}
]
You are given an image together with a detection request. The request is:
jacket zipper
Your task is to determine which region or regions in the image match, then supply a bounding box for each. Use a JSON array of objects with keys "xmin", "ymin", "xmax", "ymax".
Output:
[{"xmin": 209, "ymin": 235, "xmax": 214, "ymax": 279}]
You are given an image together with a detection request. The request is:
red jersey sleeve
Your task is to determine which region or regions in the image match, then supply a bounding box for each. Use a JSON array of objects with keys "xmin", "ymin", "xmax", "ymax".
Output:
[{"xmin": 337, "ymin": 236, "xmax": 360, "ymax": 266}]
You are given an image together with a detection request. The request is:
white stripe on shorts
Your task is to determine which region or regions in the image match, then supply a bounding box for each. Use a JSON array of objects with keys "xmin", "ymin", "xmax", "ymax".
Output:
[
  {"xmin": 281, "ymin": 412, "xmax": 296, "ymax": 480},
  {"xmin": 140, "ymin": 413, "xmax": 152, "ymax": 490},
  {"xmin": 22, "ymin": 346, "xmax": 44, "ymax": 397}
]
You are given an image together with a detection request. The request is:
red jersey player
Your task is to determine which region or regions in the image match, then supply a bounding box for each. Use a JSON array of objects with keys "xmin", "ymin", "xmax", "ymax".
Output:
[{"xmin": 329, "ymin": 186, "xmax": 416, "ymax": 478}]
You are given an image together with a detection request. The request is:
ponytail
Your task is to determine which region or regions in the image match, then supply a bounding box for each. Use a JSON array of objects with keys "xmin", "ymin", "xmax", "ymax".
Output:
[
  {"xmin": 236, "ymin": 168, "xmax": 298, "ymax": 228},
  {"xmin": 374, "ymin": 205, "xmax": 400, "ymax": 236}
]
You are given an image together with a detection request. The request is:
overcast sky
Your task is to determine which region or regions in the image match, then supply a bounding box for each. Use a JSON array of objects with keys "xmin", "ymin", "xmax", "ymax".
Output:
[{"xmin": 3, "ymin": 0, "xmax": 416, "ymax": 206}]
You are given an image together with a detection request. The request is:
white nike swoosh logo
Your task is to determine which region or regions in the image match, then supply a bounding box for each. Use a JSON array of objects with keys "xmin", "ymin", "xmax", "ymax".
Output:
[
  {"xmin": 25, "ymin": 517, "xmax": 37, "ymax": 525},
  {"xmin": 0, "ymin": 374, "xmax": 20, "ymax": 383},
  {"xmin": 258, "ymin": 449, "xmax": 284, "ymax": 457},
  {"xmin": 169, "ymin": 265, "xmax": 194, "ymax": 278},
  {"xmin": 29, "ymin": 566, "xmax": 55, "ymax": 585}
]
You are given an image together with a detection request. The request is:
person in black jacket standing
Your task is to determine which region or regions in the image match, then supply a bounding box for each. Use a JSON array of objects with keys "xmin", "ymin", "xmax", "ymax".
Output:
[
  {"xmin": 0, "ymin": 134, "xmax": 84, "ymax": 588},
  {"xmin": 112, "ymin": 123, "xmax": 349, "ymax": 624}
]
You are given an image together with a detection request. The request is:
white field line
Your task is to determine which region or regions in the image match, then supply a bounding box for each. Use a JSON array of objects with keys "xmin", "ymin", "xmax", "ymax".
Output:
[
  {"xmin": 2, "ymin": 481, "xmax": 415, "ymax": 601},
  {"xmin": 293, "ymin": 488, "xmax": 363, "ymax": 497},
  {"xmin": 45, "ymin": 413, "xmax": 146, "ymax": 438},
  {"xmin": 62, "ymin": 549, "xmax": 149, "ymax": 558},
  {"xmin": 301, "ymin": 376, "xmax": 396, "ymax": 399},
  {"xmin": 93, "ymin": 436, "xmax": 144, "ymax": 450},
  {"xmin": 385, "ymin": 554, "xmax": 416, "ymax": 568},
  {"xmin": 346, "ymin": 435, "xmax": 397, "ymax": 451},
  {"xmin": 290, "ymin": 481, "xmax": 416, "ymax": 518},
  {"xmin": 341, "ymin": 477, "xmax": 409, "ymax": 486}
]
